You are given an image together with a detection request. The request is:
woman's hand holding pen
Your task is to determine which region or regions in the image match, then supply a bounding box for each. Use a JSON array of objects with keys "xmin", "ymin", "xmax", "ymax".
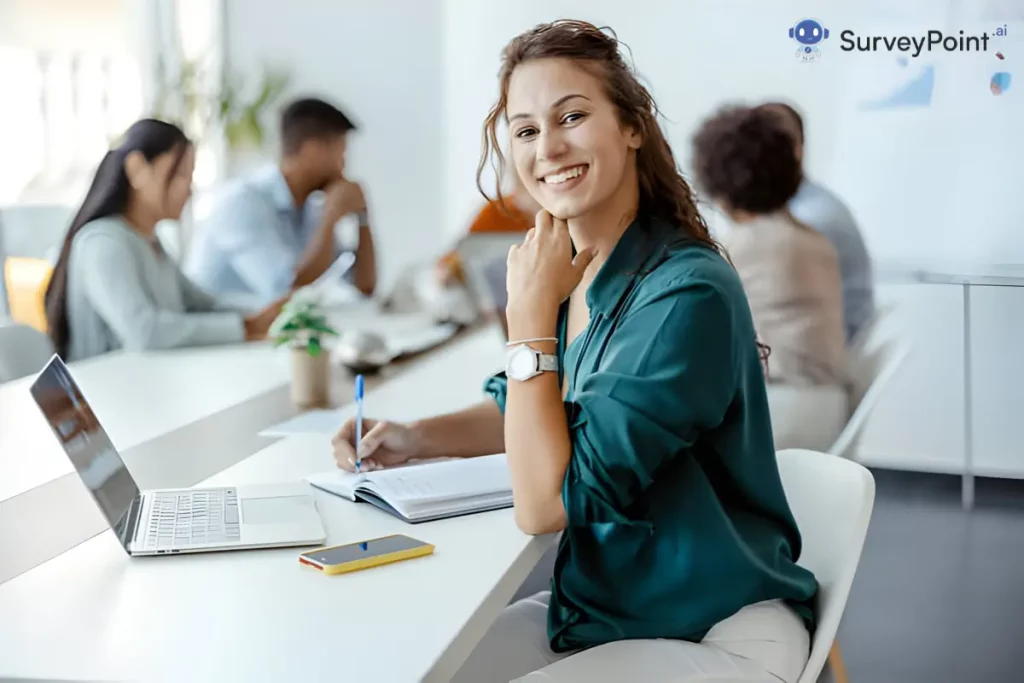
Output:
[{"xmin": 332, "ymin": 418, "xmax": 422, "ymax": 472}]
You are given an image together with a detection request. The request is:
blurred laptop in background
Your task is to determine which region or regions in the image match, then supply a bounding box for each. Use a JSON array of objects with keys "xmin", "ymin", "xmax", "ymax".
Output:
[{"xmin": 456, "ymin": 232, "xmax": 521, "ymax": 341}]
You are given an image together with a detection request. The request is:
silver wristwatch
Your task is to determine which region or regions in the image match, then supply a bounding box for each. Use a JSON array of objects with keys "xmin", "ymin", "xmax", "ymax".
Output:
[{"xmin": 505, "ymin": 344, "xmax": 559, "ymax": 382}]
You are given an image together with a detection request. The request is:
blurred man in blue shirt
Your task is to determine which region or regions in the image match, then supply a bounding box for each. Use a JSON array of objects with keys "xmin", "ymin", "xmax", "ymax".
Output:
[
  {"xmin": 186, "ymin": 98, "xmax": 376, "ymax": 304},
  {"xmin": 759, "ymin": 102, "xmax": 875, "ymax": 343}
]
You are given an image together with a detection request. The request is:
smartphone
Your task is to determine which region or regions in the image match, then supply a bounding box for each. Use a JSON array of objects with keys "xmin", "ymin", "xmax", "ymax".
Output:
[{"xmin": 298, "ymin": 534, "xmax": 435, "ymax": 575}]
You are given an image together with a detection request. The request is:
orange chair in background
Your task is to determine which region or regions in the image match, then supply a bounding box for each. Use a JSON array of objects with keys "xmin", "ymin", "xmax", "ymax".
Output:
[{"xmin": 4, "ymin": 257, "xmax": 53, "ymax": 333}]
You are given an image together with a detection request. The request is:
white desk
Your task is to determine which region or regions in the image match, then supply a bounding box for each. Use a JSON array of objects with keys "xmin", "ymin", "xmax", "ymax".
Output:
[
  {"xmin": 0, "ymin": 315, "xmax": 504, "ymax": 582},
  {"xmin": 0, "ymin": 323, "xmax": 547, "ymax": 682},
  {"xmin": 0, "ymin": 435, "xmax": 553, "ymax": 683}
]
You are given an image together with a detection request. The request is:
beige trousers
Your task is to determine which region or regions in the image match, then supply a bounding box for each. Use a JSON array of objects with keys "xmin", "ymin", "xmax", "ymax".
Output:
[{"xmin": 451, "ymin": 592, "xmax": 810, "ymax": 683}]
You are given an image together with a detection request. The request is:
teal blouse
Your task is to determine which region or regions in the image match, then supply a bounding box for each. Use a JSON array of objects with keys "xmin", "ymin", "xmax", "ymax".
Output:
[{"xmin": 484, "ymin": 214, "xmax": 818, "ymax": 653}]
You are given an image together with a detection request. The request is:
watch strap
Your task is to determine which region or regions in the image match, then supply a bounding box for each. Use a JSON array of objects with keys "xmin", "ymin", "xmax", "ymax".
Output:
[{"xmin": 537, "ymin": 353, "xmax": 558, "ymax": 372}]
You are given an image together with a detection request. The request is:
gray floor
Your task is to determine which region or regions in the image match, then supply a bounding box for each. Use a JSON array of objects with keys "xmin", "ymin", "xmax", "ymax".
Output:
[
  {"xmin": 512, "ymin": 469, "xmax": 1024, "ymax": 682},
  {"xmin": 839, "ymin": 469, "xmax": 1024, "ymax": 683}
]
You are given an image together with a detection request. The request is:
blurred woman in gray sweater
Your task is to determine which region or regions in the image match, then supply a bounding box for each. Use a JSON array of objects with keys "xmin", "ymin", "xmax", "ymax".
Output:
[{"xmin": 44, "ymin": 119, "xmax": 283, "ymax": 361}]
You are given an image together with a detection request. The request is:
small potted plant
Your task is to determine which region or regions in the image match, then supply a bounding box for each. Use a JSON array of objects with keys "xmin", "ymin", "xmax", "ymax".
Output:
[{"xmin": 269, "ymin": 292, "xmax": 339, "ymax": 408}]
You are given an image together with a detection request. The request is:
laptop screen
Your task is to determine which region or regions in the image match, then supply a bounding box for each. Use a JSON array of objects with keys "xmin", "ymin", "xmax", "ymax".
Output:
[{"xmin": 29, "ymin": 355, "xmax": 139, "ymax": 546}]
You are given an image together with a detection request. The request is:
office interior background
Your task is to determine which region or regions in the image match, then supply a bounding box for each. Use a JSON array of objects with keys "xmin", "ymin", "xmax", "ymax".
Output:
[{"xmin": 1, "ymin": 0, "xmax": 1021, "ymax": 681}]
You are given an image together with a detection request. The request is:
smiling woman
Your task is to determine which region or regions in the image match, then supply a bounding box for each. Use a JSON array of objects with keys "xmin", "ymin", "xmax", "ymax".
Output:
[
  {"xmin": 330, "ymin": 18, "xmax": 817, "ymax": 683},
  {"xmin": 452, "ymin": 19, "xmax": 818, "ymax": 683}
]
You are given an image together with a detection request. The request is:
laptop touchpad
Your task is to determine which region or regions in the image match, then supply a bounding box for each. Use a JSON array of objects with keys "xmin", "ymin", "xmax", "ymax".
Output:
[{"xmin": 242, "ymin": 496, "xmax": 313, "ymax": 524}]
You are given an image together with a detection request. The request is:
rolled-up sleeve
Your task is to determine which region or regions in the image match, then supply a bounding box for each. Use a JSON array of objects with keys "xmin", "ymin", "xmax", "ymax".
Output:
[
  {"xmin": 483, "ymin": 372, "xmax": 509, "ymax": 413},
  {"xmin": 563, "ymin": 279, "xmax": 738, "ymax": 524}
]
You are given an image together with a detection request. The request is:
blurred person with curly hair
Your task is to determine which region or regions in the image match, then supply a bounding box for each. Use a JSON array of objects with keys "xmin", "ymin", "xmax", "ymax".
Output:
[{"xmin": 692, "ymin": 104, "xmax": 849, "ymax": 451}]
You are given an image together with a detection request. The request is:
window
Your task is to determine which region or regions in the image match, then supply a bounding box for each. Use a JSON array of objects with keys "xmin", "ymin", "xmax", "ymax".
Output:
[{"xmin": 0, "ymin": 0, "xmax": 143, "ymax": 206}]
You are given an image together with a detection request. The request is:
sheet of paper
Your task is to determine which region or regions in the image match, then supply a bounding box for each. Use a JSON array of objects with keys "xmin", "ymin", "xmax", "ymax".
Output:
[{"xmin": 258, "ymin": 409, "xmax": 345, "ymax": 438}]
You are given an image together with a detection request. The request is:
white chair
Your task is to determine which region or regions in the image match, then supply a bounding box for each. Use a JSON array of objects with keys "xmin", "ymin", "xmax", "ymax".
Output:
[
  {"xmin": 511, "ymin": 450, "xmax": 874, "ymax": 683},
  {"xmin": 829, "ymin": 330, "xmax": 912, "ymax": 461},
  {"xmin": 778, "ymin": 449, "xmax": 876, "ymax": 683},
  {"xmin": 846, "ymin": 304, "xmax": 892, "ymax": 354},
  {"xmin": 0, "ymin": 322, "xmax": 54, "ymax": 383}
]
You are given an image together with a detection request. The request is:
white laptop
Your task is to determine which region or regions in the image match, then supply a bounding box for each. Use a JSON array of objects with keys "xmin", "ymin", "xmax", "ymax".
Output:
[{"xmin": 30, "ymin": 355, "xmax": 327, "ymax": 556}]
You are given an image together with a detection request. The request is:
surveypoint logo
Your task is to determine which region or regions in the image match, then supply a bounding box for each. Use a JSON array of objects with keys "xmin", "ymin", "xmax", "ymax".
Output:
[
  {"xmin": 789, "ymin": 20, "xmax": 1004, "ymax": 62},
  {"xmin": 788, "ymin": 18, "xmax": 829, "ymax": 62},
  {"xmin": 840, "ymin": 29, "xmax": 992, "ymax": 58}
]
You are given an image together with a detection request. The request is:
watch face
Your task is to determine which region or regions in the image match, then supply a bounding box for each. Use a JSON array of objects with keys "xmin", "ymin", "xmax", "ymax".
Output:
[{"xmin": 507, "ymin": 346, "xmax": 537, "ymax": 380}]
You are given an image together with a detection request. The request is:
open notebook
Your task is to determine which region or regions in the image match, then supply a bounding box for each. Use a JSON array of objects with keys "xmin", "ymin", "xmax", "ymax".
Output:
[{"xmin": 305, "ymin": 454, "xmax": 513, "ymax": 523}]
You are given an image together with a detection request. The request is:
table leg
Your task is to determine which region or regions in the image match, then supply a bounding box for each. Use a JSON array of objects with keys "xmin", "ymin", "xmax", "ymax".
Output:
[{"xmin": 962, "ymin": 283, "xmax": 975, "ymax": 511}]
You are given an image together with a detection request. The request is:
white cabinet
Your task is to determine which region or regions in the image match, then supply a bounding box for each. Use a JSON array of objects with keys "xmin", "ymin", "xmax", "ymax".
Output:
[
  {"xmin": 969, "ymin": 286, "xmax": 1024, "ymax": 478},
  {"xmin": 855, "ymin": 283, "xmax": 966, "ymax": 473}
]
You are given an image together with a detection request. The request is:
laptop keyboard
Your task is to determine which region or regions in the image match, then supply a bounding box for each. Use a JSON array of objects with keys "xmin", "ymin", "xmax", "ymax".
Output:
[{"xmin": 142, "ymin": 489, "xmax": 240, "ymax": 550}]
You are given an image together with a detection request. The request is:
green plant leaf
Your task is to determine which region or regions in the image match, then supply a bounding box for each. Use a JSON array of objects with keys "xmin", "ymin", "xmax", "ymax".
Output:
[
  {"xmin": 307, "ymin": 337, "xmax": 321, "ymax": 357},
  {"xmin": 310, "ymin": 321, "xmax": 338, "ymax": 336}
]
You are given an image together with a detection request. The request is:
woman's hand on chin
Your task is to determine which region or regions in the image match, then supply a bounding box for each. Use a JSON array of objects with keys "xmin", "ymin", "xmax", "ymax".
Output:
[{"xmin": 505, "ymin": 210, "xmax": 596, "ymax": 328}]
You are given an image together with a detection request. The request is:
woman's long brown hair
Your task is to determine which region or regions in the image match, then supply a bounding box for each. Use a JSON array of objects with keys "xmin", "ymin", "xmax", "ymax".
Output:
[{"xmin": 475, "ymin": 19, "xmax": 770, "ymax": 370}]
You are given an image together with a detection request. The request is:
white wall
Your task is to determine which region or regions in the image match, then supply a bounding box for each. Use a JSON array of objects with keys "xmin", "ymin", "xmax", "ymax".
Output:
[{"xmin": 223, "ymin": 0, "xmax": 445, "ymax": 290}]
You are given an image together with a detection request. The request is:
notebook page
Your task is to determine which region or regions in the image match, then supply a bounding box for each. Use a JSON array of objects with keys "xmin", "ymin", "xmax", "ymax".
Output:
[
  {"xmin": 303, "ymin": 458, "xmax": 451, "ymax": 501},
  {"xmin": 359, "ymin": 454, "xmax": 511, "ymax": 507}
]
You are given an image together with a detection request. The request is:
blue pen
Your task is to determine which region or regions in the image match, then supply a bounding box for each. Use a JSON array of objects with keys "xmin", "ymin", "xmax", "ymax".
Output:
[{"xmin": 354, "ymin": 374, "xmax": 364, "ymax": 472}]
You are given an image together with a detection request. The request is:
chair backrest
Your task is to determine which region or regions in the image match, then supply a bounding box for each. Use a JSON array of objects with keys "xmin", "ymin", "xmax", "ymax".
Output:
[
  {"xmin": 0, "ymin": 204, "xmax": 73, "ymax": 260},
  {"xmin": 776, "ymin": 449, "xmax": 875, "ymax": 683},
  {"xmin": 846, "ymin": 303, "xmax": 891, "ymax": 353},
  {"xmin": 0, "ymin": 203, "xmax": 70, "ymax": 324},
  {"xmin": 829, "ymin": 335, "xmax": 912, "ymax": 460},
  {"xmin": 0, "ymin": 322, "xmax": 55, "ymax": 383}
]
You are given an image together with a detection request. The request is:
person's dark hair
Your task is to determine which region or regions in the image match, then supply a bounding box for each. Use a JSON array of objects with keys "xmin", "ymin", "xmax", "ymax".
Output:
[
  {"xmin": 690, "ymin": 105, "xmax": 802, "ymax": 215},
  {"xmin": 477, "ymin": 19, "xmax": 716, "ymax": 252},
  {"xmin": 280, "ymin": 98, "xmax": 356, "ymax": 155},
  {"xmin": 758, "ymin": 101, "xmax": 804, "ymax": 144},
  {"xmin": 44, "ymin": 119, "xmax": 190, "ymax": 358}
]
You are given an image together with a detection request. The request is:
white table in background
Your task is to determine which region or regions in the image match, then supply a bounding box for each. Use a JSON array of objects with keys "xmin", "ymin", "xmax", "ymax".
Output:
[
  {"xmin": 0, "ymin": 342, "xmax": 292, "ymax": 502},
  {"xmin": 891, "ymin": 264, "xmax": 1024, "ymax": 510},
  {"xmin": 0, "ymin": 434, "xmax": 553, "ymax": 683}
]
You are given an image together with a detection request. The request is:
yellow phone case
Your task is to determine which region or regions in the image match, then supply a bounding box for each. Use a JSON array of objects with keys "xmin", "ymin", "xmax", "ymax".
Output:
[{"xmin": 299, "ymin": 536, "xmax": 435, "ymax": 576}]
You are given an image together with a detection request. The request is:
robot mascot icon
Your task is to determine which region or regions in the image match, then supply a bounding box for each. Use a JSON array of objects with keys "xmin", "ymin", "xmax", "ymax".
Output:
[{"xmin": 789, "ymin": 18, "xmax": 829, "ymax": 62}]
